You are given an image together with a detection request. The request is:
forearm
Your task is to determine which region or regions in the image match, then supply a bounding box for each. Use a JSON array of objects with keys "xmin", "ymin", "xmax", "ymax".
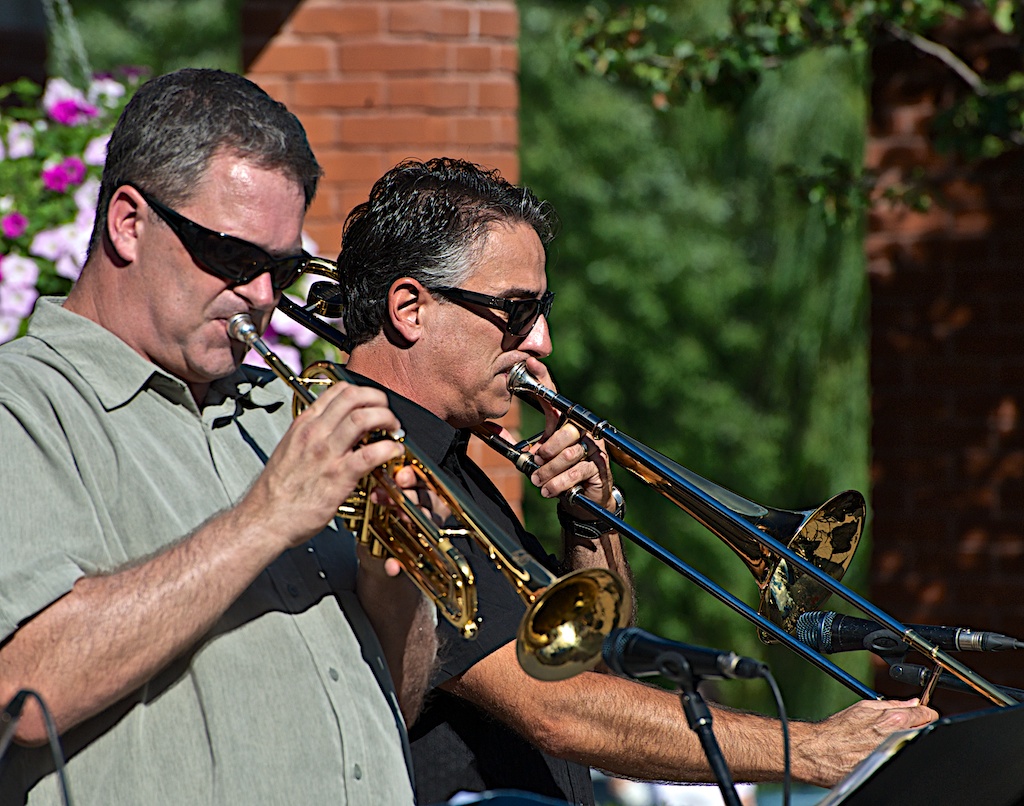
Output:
[
  {"xmin": 357, "ymin": 558, "xmax": 438, "ymax": 726},
  {"xmin": 445, "ymin": 642, "xmax": 889, "ymax": 788},
  {"xmin": 562, "ymin": 529, "xmax": 635, "ymax": 620},
  {"xmin": 0, "ymin": 496, "xmax": 284, "ymax": 744}
]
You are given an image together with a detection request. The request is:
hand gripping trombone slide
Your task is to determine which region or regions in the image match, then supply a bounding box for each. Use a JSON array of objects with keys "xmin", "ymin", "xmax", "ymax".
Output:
[
  {"xmin": 474, "ymin": 362, "xmax": 1016, "ymax": 707},
  {"xmin": 227, "ymin": 313, "xmax": 627, "ymax": 681}
]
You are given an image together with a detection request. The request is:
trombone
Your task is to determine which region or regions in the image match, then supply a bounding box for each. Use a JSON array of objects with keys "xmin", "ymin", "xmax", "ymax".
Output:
[
  {"xmin": 228, "ymin": 312, "xmax": 627, "ymax": 681},
  {"xmin": 481, "ymin": 362, "xmax": 1016, "ymax": 707}
]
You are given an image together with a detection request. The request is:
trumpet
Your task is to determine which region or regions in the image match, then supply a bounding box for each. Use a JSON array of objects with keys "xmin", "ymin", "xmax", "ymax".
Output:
[
  {"xmin": 478, "ymin": 362, "xmax": 1016, "ymax": 706},
  {"xmin": 228, "ymin": 313, "xmax": 627, "ymax": 681}
]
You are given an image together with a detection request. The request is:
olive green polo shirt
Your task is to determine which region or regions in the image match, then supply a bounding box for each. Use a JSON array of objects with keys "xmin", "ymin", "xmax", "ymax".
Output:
[{"xmin": 0, "ymin": 298, "xmax": 413, "ymax": 805}]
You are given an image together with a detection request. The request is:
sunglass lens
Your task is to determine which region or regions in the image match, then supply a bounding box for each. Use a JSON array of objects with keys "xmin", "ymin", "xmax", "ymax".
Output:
[{"xmin": 509, "ymin": 299, "xmax": 541, "ymax": 336}]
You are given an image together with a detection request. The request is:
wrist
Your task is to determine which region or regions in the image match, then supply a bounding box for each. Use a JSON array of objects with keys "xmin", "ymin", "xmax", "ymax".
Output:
[{"xmin": 557, "ymin": 486, "xmax": 625, "ymax": 539}]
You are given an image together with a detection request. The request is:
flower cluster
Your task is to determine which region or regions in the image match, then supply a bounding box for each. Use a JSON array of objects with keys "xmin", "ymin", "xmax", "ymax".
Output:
[
  {"xmin": 0, "ymin": 71, "xmax": 343, "ymax": 372},
  {"xmin": 0, "ymin": 72, "xmax": 141, "ymax": 343}
]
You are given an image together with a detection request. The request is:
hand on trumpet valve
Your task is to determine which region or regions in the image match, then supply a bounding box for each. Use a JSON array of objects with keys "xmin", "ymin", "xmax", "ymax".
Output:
[{"xmin": 246, "ymin": 380, "xmax": 406, "ymax": 549}]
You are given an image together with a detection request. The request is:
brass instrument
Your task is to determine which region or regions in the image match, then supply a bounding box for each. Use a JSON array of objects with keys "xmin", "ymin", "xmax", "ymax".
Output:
[
  {"xmin": 228, "ymin": 313, "xmax": 627, "ymax": 681},
  {"xmin": 478, "ymin": 362, "xmax": 1016, "ymax": 706}
]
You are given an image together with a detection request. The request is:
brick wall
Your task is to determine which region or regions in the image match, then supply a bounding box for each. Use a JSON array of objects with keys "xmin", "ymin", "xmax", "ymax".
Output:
[
  {"xmin": 242, "ymin": 0, "xmax": 525, "ymax": 514},
  {"xmin": 867, "ymin": 11, "xmax": 1024, "ymax": 710}
]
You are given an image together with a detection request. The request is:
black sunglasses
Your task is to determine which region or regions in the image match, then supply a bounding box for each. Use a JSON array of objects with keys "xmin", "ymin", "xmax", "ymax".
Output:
[
  {"xmin": 432, "ymin": 286, "xmax": 554, "ymax": 337},
  {"xmin": 131, "ymin": 184, "xmax": 309, "ymax": 292}
]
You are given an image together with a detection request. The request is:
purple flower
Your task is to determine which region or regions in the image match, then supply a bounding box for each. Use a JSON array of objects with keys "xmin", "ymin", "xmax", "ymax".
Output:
[
  {"xmin": 42, "ymin": 79, "xmax": 99, "ymax": 126},
  {"xmin": 42, "ymin": 163, "xmax": 71, "ymax": 193},
  {"xmin": 62, "ymin": 156, "xmax": 86, "ymax": 184},
  {"xmin": 1, "ymin": 212, "xmax": 28, "ymax": 239}
]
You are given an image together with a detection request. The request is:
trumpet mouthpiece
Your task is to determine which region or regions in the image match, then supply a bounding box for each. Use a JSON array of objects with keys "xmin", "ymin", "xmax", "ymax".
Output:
[{"xmin": 227, "ymin": 313, "xmax": 257, "ymax": 345}]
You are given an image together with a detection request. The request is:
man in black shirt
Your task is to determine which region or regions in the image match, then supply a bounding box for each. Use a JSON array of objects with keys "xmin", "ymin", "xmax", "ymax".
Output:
[{"xmin": 338, "ymin": 158, "xmax": 937, "ymax": 805}]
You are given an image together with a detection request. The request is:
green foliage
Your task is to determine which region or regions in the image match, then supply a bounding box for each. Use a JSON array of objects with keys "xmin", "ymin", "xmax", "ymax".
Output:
[
  {"xmin": 570, "ymin": 0, "xmax": 1024, "ymax": 215},
  {"xmin": 73, "ymin": 0, "xmax": 243, "ymax": 75},
  {"xmin": 519, "ymin": 1, "xmax": 872, "ymax": 718}
]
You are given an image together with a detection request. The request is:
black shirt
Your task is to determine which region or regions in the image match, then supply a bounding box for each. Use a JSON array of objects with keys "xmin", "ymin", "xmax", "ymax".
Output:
[{"xmin": 351, "ymin": 374, "xmax": 595, "ymax": 806}]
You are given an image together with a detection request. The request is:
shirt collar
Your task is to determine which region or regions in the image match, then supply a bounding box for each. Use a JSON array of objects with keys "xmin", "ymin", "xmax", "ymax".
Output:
[
  {"xmin": 26, "ymin": 297, "xmax": 281, "ymax": 413},
  {"xmin": 342, "ymin": 369, "xmax": 465, "ymax": 466}
]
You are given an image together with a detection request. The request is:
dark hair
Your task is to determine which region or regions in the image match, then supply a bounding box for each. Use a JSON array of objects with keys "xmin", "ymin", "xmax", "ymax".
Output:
[
  {"xmin": 87, "ymin": 68, "xmax": 322, "ymax": 256},
  {"xmin": 339, "ymin": 157, "xmax": 557, "ymax": 347}
]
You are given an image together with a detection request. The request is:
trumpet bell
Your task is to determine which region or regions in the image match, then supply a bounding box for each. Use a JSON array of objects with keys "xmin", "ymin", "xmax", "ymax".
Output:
[{"xmin": 517, "ymin": 568, "xmax": 628, "ymax": 681}]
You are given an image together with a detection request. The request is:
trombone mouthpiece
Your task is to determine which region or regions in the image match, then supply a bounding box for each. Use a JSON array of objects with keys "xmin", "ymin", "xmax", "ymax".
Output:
[{"xmin": 227, "ymin": 313, "xmax": 257, "ymax": 345}]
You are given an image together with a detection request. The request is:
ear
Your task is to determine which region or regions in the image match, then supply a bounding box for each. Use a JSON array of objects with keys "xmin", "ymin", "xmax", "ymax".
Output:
[
  {"xmin": 104, "ymin": 186, "xmax": 144, "ymax": 266},
  {"xmin": 385, "ymin": 277, "xmax": 431, "ymax": 345}
]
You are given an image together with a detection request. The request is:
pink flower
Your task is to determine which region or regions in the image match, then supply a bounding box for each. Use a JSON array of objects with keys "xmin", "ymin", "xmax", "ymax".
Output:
[
  {"xmin": 41, "ymin": 157, "xmax": 87, "ymax": 194},
  {"xmin": 62, "ymin": 156, "xmax": 86, "ymax": 184},
  {"xmin": 42, "ymin": 79, "xmax": 99, "ymax": 127},
  {"xmin": 42, "ymin": 163, "xmax": 71, "ymax": 193},
  {"xmin": 1, "ymin": 212, "xmax": 28, "ymax": 239},
  {"xmin": 48, "ymin": 98, "xmax": 100, "ymax": 126}
]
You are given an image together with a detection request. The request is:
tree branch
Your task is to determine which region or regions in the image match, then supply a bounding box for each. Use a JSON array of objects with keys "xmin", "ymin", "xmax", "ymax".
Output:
[{"xmin": 884, "ymin": 21, "xmax": 989, "ymax": 95}]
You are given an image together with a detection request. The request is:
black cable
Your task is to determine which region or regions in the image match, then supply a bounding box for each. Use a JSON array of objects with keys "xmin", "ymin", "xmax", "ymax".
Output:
[
  {"xmin": 0, "ymin": 689, "xmax": 74, "ymax": 806},
  {"xmin": 762, "ymin": 670, "xmax": 791, "ymax": 806}
]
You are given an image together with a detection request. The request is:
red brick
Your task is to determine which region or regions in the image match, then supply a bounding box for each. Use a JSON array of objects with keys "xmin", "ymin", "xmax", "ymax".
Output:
[
  {"xmin": 317, "ymin": 150, "xmax": 393, "ymax": 184},
  {"xmin": 249, "ymin": 41, "xmax": 332, "ymax": 74},
  {"xmin": 478, "ymin": 77, "xmax": 517, "ymax": 109},
  {"xmin": 294, "ymin": 78, "xmax": 385, "ymax": 109},
  {"xmin": 389, "ymin": 77, "xmax": 472, "ymax": 108},
  {"xmin": 290, "ymin": 3, "xmax": 383, "ymax": 36},
  {"xmin": 339, "ymin": 41, "xmax": 448, "ymax": 72},
  {"xmin": 452, "ymin": 44, "xmax": 493, "ymax": 71},
  {"xmin": 340, "ymin": 114, "xmax": 449, "ymax": 145},
  {"xmin": 390, "ymin": 3, "xmax": 471, "ymax": 37},
  {"xmin": 478, "ymin": 6, "xmax": 518, "ymax": 39},
  {"xmin": 294, "ymin": 112, "xmax": 337, "ymax": 146}
]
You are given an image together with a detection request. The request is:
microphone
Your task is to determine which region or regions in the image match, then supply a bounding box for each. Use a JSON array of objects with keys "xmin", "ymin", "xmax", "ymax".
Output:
[
  {"xmin": 796, "ymin": 611, "xmax": 1024, "ymax": 655},
  {"xmin": 603, "ymin": 627, "xmax": 767, "ymax": 681},
  {"xmin": 0, "ymin": 690, "xmax": 30, "ymax": 761},
  {"xmin": 889, "ymin": 663, "xmax": 1024, "ymax": 703}
]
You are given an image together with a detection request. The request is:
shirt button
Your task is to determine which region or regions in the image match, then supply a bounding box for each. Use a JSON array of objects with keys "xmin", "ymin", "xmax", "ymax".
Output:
[
  {"xmin": 353, "ymin": 763, "xmax": 363, "ymax": 780},
  {"xmin": 286, "ymin": 584, "xmax": 299, "ymax": 597},
  {"xmin": 329, "ymin": 667, "xmax": 340, "ymax": 681}
]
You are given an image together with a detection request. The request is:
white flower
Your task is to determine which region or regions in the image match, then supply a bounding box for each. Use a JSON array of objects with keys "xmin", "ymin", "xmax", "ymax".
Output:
[
  {"xmin": 41, "ymin": 77, "xmax": 87, "ymax": 112},
  {"xmin": 246, "ymin": 339, "xmax": 301, "ymax": 373},
  {"xmin": 0, "ymin": 196, "xmax": 12, "ymax": 213},
  {"xmin": 75, "ymin": 178, "xmax": 101, "ymax": 213},
  {"xmin": 271, "ymin": 305, "xmax": 318, "ymax": 348},
  {"xmin": 0, "ymin": 284, "xmax": 39, "ymax": 319},
  {"xmin": 56, "ymin": 253, "xmax": 83, "ymax": 281},
  {"xmin": 87, "ymin": 77, "xmax": 126, "ymax": 108},
  {"xmin": 83, "ymin": 133, "xmax": 110, "ymax": 166},
  {"xmin": 29, "ymin": 226, "xmax": 73, "ymax": 261},
  {"xmin": 7, "ymin": 121, "xmax": 35, "ymax": 159},
  {"xmin": 0, "ymin": 254, "xmax": 40, "ymax": 287},
  {"xmin": 0, "ymin": 314, "xmax": 20, "ymax": 345}
]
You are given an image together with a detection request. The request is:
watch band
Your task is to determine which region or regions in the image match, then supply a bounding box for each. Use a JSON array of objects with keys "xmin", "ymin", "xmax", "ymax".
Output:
[{"xmin": 557, "ymin": 486, "xmax": 625, "ymax": 540}]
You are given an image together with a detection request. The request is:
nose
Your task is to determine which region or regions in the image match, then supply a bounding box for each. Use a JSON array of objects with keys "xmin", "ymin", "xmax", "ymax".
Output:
[
  {"xmin": 519, "ymin": 313, "xmax": 552, "ymax": 359},
  {"xmin": 235, "ymin": 270, "xmax": 277, "ymax": 310}
]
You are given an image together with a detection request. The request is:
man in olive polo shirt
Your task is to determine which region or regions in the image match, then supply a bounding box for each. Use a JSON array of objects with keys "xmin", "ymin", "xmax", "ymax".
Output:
[{"xmin": 0, "ymin": 69, "xmax": 433, "ymax": 805}]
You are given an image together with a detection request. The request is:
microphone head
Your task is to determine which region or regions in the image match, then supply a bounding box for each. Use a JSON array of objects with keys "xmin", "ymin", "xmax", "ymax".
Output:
[{"xmin": 795, "ymin": 611, "xmax": 835, "ymax": 653}]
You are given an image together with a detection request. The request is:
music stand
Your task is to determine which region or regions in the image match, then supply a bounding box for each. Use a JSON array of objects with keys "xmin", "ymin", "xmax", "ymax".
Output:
[{"xmin": 819, "ymin": 702, "xmax": 1024, "ymax": 806}]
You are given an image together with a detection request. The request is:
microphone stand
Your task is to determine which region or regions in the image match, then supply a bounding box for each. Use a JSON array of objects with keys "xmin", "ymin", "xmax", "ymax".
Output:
[{"xmin": 656, "ymin": 651, "xmax": 743, "ymax": 806}]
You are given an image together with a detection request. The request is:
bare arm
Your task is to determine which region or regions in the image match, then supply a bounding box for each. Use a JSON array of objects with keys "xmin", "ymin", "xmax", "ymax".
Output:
[
  {"xmin": 444, "ymin": 640, "xmax": 937, "ymax": 788},
  {"xmin": 356, "ymin": 547, "xmax": 438, "ymax": 726},
  {"xmin": 0, "ymin": 381, "xmax": 405, "ymax": 745}
]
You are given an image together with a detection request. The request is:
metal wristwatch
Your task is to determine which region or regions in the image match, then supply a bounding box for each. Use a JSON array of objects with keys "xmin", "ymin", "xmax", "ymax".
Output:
[{"xmin": 557, "ymin": 486, "xmax": 625, "ymax": 540}]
